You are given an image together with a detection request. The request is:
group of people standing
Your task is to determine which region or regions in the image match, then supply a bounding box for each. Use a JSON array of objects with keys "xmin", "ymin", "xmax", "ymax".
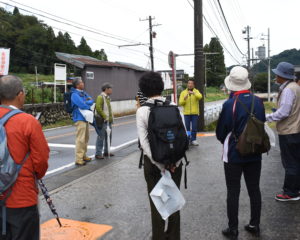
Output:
[
  {"xmin": 70, "ymin": 77, "xmax": 114, "ymax": 166},
  {"xmin": 136, "ymin": 62, "xmax": 300, "ymax": 240},
  {"xmin": 0, "ymin": 60, "xmax": 299, "ymax": 240}
]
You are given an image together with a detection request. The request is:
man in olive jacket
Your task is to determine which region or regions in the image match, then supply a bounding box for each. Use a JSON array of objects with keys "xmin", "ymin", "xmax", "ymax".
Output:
[
  {"xmin": 179, "ymin": 79, "xmax": 202, "ymax": 145},
  {"xmin": 95, "ymin": 83, "xmax": 114, "ymax": 159}
]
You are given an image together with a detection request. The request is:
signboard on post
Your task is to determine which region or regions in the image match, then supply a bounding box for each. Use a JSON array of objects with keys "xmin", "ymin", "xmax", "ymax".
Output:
[
  {"xmin": 0, "ymin": 48, "xmax": 10, "ymax": 76},
  {"xmin": 54, "ymin": 63, "xmax": 67, "ymax": 103}
]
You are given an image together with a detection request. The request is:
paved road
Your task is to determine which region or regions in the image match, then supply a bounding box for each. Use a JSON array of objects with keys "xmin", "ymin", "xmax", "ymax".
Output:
[
  {"xmin": 44, "ymin": 100, "xmax": 225, "ymax": 177},
  {"xmin": 44, "ymin": 115, "xmax": 137, "ymax": 176},
  {"xmin": 40, "ymin": 133, "xmax": 300, "ymax": 240}
]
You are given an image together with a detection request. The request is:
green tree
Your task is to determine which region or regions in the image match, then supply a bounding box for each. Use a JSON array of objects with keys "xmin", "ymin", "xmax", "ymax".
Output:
[
  {"xmin": 13, "ymin": 7, "xmax": 20, "ymax": 15},
  {"xmin": 93, "ymin": 48, "xmax": 107, "ymax": 61},
  {"xmin": 206, "ymin": 38, "xmax": 226, "ymax": 87},
  {"xmin": 77, "ymin": 37, "xmax": 93, "ymax": 56},
  {"xmin": 253, "ymin": 72, "xmax": 268, "ymax": 92}
]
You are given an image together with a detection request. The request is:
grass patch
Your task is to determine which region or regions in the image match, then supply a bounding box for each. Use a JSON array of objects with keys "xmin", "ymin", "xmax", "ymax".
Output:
[
  {"xmin": 263, "ymin": 101, "xmax": 276, "ymax": 129},
  {"xmin": 12, "ymin": 73, "xmax": 54, "ymax": 84},
  {"xmin": 42, "ymin": 119, "xmax": 73, "ymax": 130},
  {"xmin": 204, "ymin": 120, "xmax": 218, "ymax": 132},
  {"xmin": 205, "ymin": 87, "xmax": 227, "ymax": 102},
  {"xmin": 263, "ymin": 101, "xmax": 276, "ymax": 114}
]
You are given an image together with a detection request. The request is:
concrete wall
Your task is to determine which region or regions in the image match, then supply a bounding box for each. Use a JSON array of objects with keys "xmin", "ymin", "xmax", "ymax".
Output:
[
  {"xmin": 111, "ymin": 100, "xmax": 136, "ymax": 116},
  {"xmin": 82, "ymin": 66, "xmax": 146, "ymax": 101}
]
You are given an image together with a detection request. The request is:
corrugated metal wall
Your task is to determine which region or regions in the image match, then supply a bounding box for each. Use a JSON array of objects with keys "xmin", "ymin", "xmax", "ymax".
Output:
[{"xmin": 82, "ymin": 67, "xmax": 146, "ymax": 101}]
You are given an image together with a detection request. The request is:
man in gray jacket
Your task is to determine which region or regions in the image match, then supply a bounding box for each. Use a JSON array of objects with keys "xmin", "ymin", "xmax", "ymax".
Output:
[{"xmin": 267, "ymin": 62, "xmax": 300, "ymax": 201}]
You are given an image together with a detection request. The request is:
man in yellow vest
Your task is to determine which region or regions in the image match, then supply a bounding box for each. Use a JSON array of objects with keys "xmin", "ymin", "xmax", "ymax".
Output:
[{"xmin": 179, "ymin": 79, "xmax": 203, "ymax": 146}]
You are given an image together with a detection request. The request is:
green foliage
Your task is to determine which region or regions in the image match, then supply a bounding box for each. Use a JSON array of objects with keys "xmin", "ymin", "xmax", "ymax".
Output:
[
  {"xmin": 205, "ymin": 38, "xmax": 226, "ymax": 87},
  {"xmin": 253, "ymin": 72, "xmax": 268, "ymax": 92},
  {"xmin": 24, "ymin": 83, "xmax": 63, "ymax": 104},
  {"xmin": 251, "ymin": 49, "xmax": 300, "ymax": 80},
  {"xmin": 205, "ymin": 87, "xmax": 227, "ymax": 102},
  {"xmin": 0, "ymin": 7, "xmax": 108, "ymax": 74}
]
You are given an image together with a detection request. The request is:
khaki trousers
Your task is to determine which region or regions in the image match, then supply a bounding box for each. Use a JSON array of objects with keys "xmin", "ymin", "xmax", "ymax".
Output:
[{"xmin": 75, "ymin": 121, "xmax": 89, "ymax": 162}]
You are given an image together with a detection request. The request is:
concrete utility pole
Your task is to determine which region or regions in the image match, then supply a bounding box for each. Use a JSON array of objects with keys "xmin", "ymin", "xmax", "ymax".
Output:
[
  {"xmin": 261, "ymin": 28, "xmax": 271, "ymax": 101},
  {"xmin": 243, "ymin": 26, "xmax": 252, "ymax": 69},
  {"xmin": 194, "ymin": 0, "xmax": 205, "ymax": 131}
]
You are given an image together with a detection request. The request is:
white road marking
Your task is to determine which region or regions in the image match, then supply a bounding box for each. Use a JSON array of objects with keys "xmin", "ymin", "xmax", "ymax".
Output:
[{"xmin": 46, "ymin": 139, "xmax": 138, "ymax": 176}]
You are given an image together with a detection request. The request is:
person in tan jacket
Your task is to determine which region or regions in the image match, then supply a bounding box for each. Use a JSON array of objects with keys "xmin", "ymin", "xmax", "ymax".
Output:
[{"xmin": 267, "ymin": 62, "xmax": 300, "ymax": 201}]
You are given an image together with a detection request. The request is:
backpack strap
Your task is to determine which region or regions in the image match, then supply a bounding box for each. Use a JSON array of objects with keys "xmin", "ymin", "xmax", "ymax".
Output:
[{"xmin": 0, "ymin": 108, "xmax": 23, "ymax": 125}]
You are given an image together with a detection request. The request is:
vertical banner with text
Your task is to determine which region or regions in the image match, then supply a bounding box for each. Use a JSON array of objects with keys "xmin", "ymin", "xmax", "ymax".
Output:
[{"xmin": 0, "ymin": 48, "xmax": 10, "ymax": 76}]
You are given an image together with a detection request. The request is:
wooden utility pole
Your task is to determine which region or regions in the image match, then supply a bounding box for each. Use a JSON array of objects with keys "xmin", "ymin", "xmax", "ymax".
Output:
[
  {"xmin": 194, "ymin": 0, "xmax": 205, "ymax": 131},
  {"xmin": 140, "ymin": 16, "xmax": 155, "ymax": 71}
]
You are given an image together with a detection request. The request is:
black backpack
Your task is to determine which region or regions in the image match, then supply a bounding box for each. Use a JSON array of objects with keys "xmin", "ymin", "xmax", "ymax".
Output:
[
  {"xmin": 63, "ymin": 91, "xmax": 73, "ymax": 113},
  {"xmin": 139, "ymin": 100, "xmax": 189, "ymax": 187}
]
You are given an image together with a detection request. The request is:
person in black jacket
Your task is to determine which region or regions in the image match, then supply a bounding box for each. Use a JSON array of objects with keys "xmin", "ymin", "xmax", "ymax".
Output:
[{"xmin": 216, "ymin": 66, "xmax": 266, "ymax": 239}]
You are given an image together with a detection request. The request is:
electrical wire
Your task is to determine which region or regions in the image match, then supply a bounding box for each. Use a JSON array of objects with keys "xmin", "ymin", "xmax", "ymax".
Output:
[
  {"xmin": 215, "ymin": 0, "xmax": 245, "ymax": 56},
  {"xmin": 185, "ymin": 0, "xmax": 242, "ymax": 64},
  {"xmin": 0, "ymin": 1, "xmax": 143, "ymax": 45}
]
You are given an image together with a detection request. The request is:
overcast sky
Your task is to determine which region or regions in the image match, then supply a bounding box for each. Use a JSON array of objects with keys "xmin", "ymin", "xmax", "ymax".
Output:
[{"xmin": 1, "ymin": 0, "xmax": 299, "ymax": 76}]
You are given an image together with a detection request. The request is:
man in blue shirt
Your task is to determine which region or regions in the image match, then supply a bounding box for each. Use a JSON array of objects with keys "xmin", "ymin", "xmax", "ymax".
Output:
[{"xmin": 71, "ymin": 77, "xmax": 94, "ymax": 166}]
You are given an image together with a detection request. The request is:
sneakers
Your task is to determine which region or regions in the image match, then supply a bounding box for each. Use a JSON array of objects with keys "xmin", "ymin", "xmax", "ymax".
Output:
[
  {"xmin": 275, "ymin": 193, "xmax": 300, "ymax": 201},
  {"xmin": 244, "ymin": 224, "xmax": 260, "ymax": 237},
  {"xmin": 191, "ymin": 140, "xmax": 199, "ymax": 146},
  {"xmin": 222, "ymin": 228, "xmax": 238, "ymax": 240}
]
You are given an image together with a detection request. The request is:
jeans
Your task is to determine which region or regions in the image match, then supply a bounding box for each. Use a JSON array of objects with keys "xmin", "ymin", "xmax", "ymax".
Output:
[
  {"xmin": 95, "ymin": 122, "xmax": 112, "ymax": 156},
  {"xmin": 224, "ymin": 161, "xmax": 262, "ymax": 230},
  {"xmin": 278, "ymin": 133, "xmax": 300, "ymax": 196},
  {"xmin": 184, "ymin": 115, "xmax": 198, "ymax": 141},
  {"xmin": 143, "ymin": 156, "xmax": 182, "ymax": 240}
]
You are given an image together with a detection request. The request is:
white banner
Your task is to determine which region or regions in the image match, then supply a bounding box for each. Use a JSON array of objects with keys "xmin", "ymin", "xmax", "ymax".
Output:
[{"xmin": 0, "ymin": 48, "xmax": 10, "ymax": 76}]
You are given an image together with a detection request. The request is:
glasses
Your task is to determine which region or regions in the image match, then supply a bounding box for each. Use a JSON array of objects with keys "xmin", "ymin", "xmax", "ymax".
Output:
[{"xmin": 16, "ymin": 88, "xmax": 26, "ymax": 96}]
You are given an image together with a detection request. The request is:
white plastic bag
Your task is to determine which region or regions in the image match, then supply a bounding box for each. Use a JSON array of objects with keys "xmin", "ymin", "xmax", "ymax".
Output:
[
  {"xmin": 150, "ymin": 170, "xmax": 186, "ymax": 220},
  {"xmin": 265, "ymin": 123, "xmax": 276, "ymax": 147},
  {"xmin": 79, "ymin": 109, "xmax": 94, "ymax": 124}
]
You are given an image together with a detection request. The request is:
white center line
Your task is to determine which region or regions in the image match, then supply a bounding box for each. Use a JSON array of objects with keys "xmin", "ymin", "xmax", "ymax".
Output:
[{"xmin": 46, "ymin": 139, "xmax": 138, "ymax": 176}]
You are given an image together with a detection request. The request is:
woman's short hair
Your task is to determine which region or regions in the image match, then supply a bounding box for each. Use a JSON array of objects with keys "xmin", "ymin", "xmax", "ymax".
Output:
[{"xmin": 139, "ymin": 72, "xmax": 164, "ymax": 97}]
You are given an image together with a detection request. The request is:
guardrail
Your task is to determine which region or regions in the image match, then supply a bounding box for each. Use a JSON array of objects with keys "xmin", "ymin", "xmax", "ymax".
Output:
[{"xmin": 204, "ymin": 102, "xmax": 224, "ymax": 125}]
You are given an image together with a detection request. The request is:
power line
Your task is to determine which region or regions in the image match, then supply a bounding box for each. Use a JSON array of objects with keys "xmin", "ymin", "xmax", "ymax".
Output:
[
  {"xmin": 7, "ymin": 0, "xmax": 141, "ymax": 45},
  {"xmin": 0, "ymin": 1, "xmax": 142, "ymax": 45},
  {"xmin": 203, "ymin": 15, "xmax": 241, "ymax": 64},
  {"xmin": 215, "ymin": 0, "xmax": 245, "ymax": 56},
  {"xmin": 205, "ymin": 0, "xmax": 241, "ymax": 60},
  {"xmin": 185, "ymin": 0, "xmax": 242, "ymax": 64}
]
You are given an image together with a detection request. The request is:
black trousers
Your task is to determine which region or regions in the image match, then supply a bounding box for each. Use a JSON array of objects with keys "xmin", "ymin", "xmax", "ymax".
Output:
[
  {"xmin": 0, "ymin": 205, "xmax": 39, "ymax": 240},
  {"xmin": 144, "ymin": 156, "xmax": 182, "ymax": 240},
  {"xmin": 278, "ymin": 133, "xmax": 300, "ymax": 196},
  {"xmin": 224, "ymin": 161, "xmax": 262, "ymax": 230}
]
